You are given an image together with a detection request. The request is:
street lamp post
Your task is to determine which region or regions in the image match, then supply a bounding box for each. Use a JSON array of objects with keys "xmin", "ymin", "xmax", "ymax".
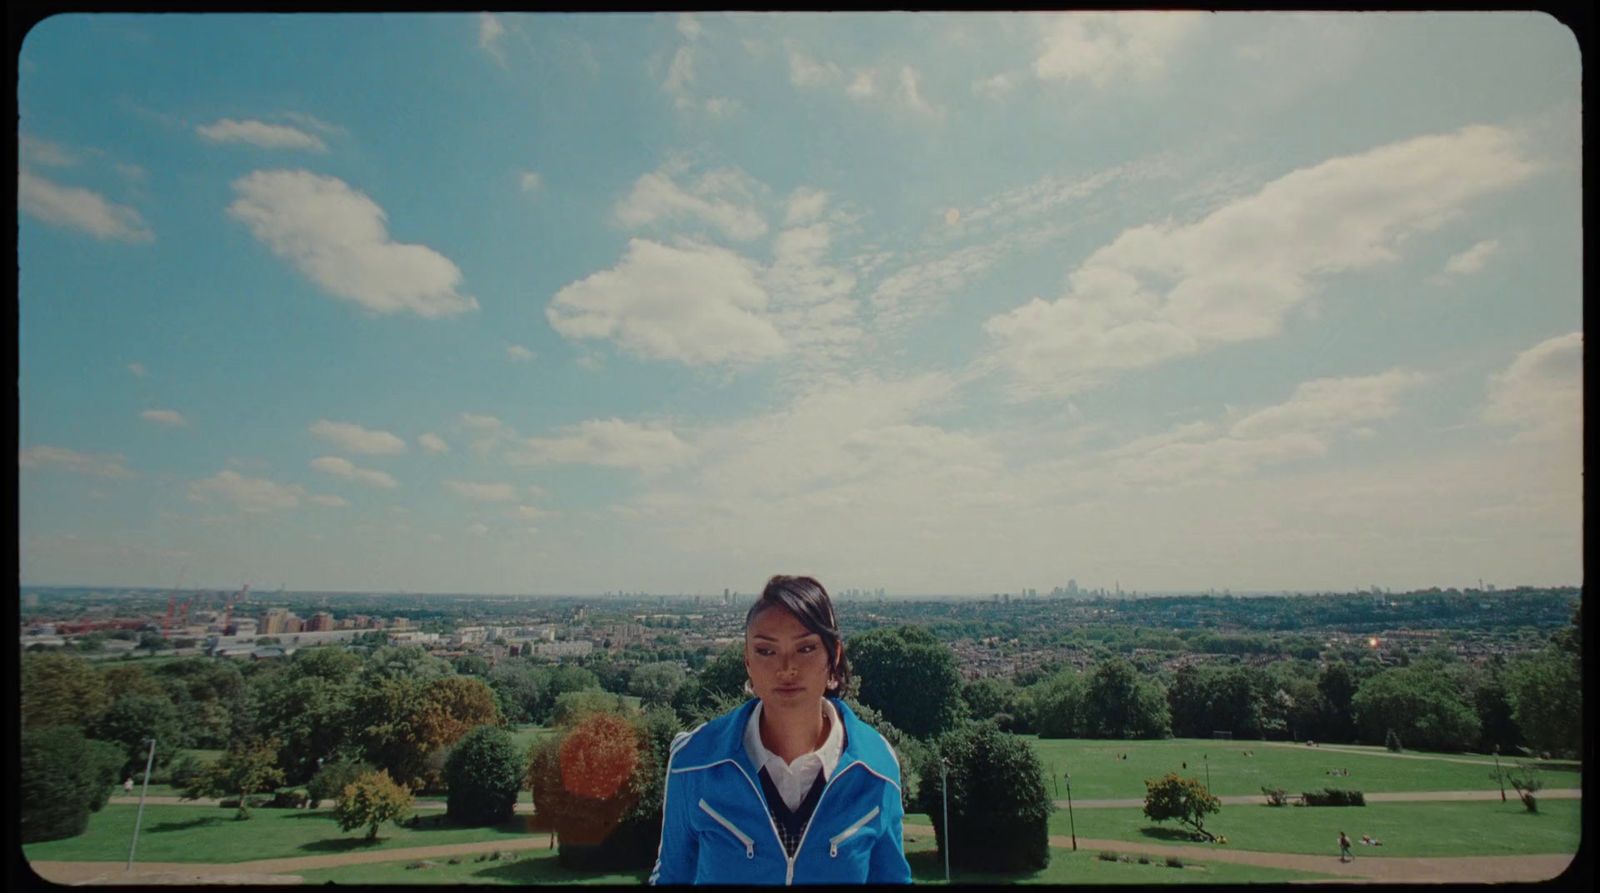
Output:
[
  {"xmin": 940, "ymin": 759, "xmax": 951, "ymax": 883},
  {"xmin": 1063, "ymin": 772, "xmax": 1077, "ymax": 851},
  {"xmin": 126, "ymin": 738, "xmax": 156, "ymax": 872},
  {"xmin": 1494, "ymin": 746, "xmax": 1506, "ymax": 802},
  {"xmin": 1204, "ymin": 753, "xmax": 1211, "ymax": 791}
]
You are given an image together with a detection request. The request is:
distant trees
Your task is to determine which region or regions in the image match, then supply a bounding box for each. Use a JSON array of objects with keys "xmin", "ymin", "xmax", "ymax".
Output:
[
  {"xmin": 1083, "ymin": 658, "xmax": 1169, "ymax": 739},
  {"xmin": 1507, "ymin": 647, "xmax": 1581, "ymax": 759},
  {"xmin": 21, "ymin": 652, "xmax": 109, "ymax": 730},
  {"xmin": 1351, "ymin": 665, "xmax": 1479, "ymax": 752},
  {"xmin": 850, "ymin": 625, "xmax": 967, "ymax": 739},
  {"xmin": 1028, "ymin": 669, "xmax": 1089, "ymax": 739},
  {"xmin": 1315, "ymin": 662, "xmax": 1359, "ymax": 743},
  {"xmin": 961, "ymin": 676, "xmax": 1031, "ymax": 733},
  {"xmin": 627, "ymin": 661, "xmax": 687, "ymax": 708},
  {"xmin": 914, "ymin": 721, "xmax": 1053, "ymax": 873},
  {"xmin": 20, "ymin": 726, "xmax": 124, "ymax": 843},
  {"xmin": 90, "ymin": 694, "xmax": 186, "ymax": 777},
  {"xmin": 307, "ymin": 756, "xmax": 376, "ymax": 810}
]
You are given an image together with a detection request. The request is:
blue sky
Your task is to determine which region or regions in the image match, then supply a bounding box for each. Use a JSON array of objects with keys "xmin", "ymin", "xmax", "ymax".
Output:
[{"xmin": 17, "ymin": 12, "xmax": 1582, "ymax": 596}]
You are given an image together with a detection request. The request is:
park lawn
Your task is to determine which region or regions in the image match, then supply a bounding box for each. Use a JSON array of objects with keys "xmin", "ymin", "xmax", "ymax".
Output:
[
  {"xmin": 900, "ymin": 831, "xmax": 1340, "ymax": 885},
  {"xmin": 1046, "ymin": 799, "xmax": 1582, "ymax": 858},
  {"xmin": 290, "ymin": 829, "xmax": 1336, "ymax": 885},
  {"xmin": 508, "ymin": 724, "xmax": 552, "ymax": 755},
  {"xmin": 22, "ymin": 804, "xmax": 547, "ymax": 865},
  {"xmin": 293, "ymin": 848, "xmax": 648, "ymax": 886},
  {"xmin": 1023, "ymin": 737, "xmax": 1580, "ymax": 800}
]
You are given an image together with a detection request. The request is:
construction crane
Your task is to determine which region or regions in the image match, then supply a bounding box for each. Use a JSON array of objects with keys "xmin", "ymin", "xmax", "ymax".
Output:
[{"xmin": 222, "ymin": 583, "xmax": 250, "ymax": 634}]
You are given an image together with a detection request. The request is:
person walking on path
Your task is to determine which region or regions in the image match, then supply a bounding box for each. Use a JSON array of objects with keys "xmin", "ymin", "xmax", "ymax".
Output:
[
  {"xmin": 1339, "ymin": 831, "xmax": 1353, "ymax": 862},
  {"xmin": 124, "ymin": 777, "xmax": 134, "ymax": 794}
]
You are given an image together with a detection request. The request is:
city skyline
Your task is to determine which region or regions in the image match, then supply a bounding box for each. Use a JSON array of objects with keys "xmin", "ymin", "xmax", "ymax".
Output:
[{"xmin": 17, "ymin": 13, "xmax": 1582, "ymax": 595}]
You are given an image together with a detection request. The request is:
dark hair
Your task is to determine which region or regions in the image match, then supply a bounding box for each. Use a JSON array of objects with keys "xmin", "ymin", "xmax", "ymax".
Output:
[{"xmin": 745, "ymin": 575, "xmax": 851, "ymax": 694}]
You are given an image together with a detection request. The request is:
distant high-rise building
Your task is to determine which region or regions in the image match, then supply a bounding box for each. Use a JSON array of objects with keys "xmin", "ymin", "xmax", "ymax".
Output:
[
  {"xmin": 307, "ymin": 612, "xmax": 334, "ymax": 632},
  {"xmin": 1066, "ymin": 579, "xmax": 1079, "ymax": 596}
]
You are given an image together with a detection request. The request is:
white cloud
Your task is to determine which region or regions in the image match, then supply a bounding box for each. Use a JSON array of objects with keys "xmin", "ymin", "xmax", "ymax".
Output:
[
  {"xmin": 19, "ymin": 134, "xmax": 77, "ymax": 167},
  {"xmin": 614, "ymin": 165, "xmax": 768, "ymax": 242},
  {"xmin": 984, "ymin": 125, "xmax": 1538, "ymax": 398},
  {"xmin": 896, "ymin": 66, "xmax": 939, "ymax": 117},
  {"xmin": 762, "ymin": 223, "xmax": 863, "ymax": 358},
  {"xmin": 1441, "ymin": 239, "xmax": 1502, "ymax": 278},
  {"xmin": 140, "ymin": 409, "xmax": 188, "ymax": 427},
  {"xmin": 1033, "ymin": 12, "xmax": 1205, "ymax": 87},
  {"xmin": 1111, "ymin": 370, "xmax": 1428, "ymax": 487},
  {"xmin": 445, "ymin": 480, "xmax": 519, "ymax": 502},
  {"xmin": 702, "ymin": 97, "xmax": 742, "ymax": 117},
  {"xmin": 310, "ymin": 456, "xmax": 399, "ymax": 489},
  {"xmin": 547, "ymin": 238, "xmax": 787, "ymax": 366},
  {"xmin": 872, "ymin": 241, "xmax": 1009, "ymax": 331},
  {"xmin": 506, "ymin": 344, "xmax": 535, "ymax": 363},
  {"xmin": 18, "ymin": 170, "xmax": 153, "ymax": 242},
  {"xmin": 228, "ymin": 169, "xmax": 478, "ymax": 318},
  {"xmin": 508, "ymin": 418, "xmax": 697, "ymax": 471},
  {"xmin": 308, "ymin": 419, "xmax": 407, "ymax": 455},
  {"xmin": 189, "ymin": 469, "xmax": 302, "ymax": 512},
  {"xmin": 196, "ymin": 118, "xmax": 327, "ymax": 151},
  {"xmin": 519, "ymin": 171, "xmax": 542, "ymax": 194},
  {"xmin": 1483, "ymin": 332, "xmax": 1582, "ymax": 443},
  {"xmin": 309, "ymin": 494, "xmax": 349, "ymax": 508},
  {"xmin": 418, "ymin": 432, "xmax": 450, "ymax": 454},
  {"xmin": 846, "ymin": 69, "xmax": 876, "ymax": 98},
  {"xmin": 479, "ymin": 13, "xmax": 507, "ymax": 65},
  {"xmin": 677, "ymin": 14, "xmax": 703, "ymax": 41},
  {"xmin": 1228, "ymin": 370, "xmax": 1429, "ymax": 440},
  {"xmin": 127, "ymin": 362, "xmax": 147, "ymax": 378},
  {"xmin": 789, "ymin": 49, "xmax": 843, "ymax": 87},
  {"xmin": 784, "ymin": 188, "xmax": 829, "ymax": 226},
  {"xmin": 460, "ymin": 413, "xmax": 505, "ymax": 432},
  {"xmin": 973, "ymin": 71, "xmax": 1019, "ymax": 99},
  {"xmin": 18, "ymin": 445, "xmax": 135, "ymax": 478},
  {"xmin": 663, "ymin": 45, "xmax": 696, "ymax": 108},
  {"xmin": 508, "ymin": 504, "xmax": 545, "ymax": 522}
]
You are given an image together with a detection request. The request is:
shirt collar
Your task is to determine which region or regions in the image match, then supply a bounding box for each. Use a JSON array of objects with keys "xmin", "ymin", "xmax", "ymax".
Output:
[{"xmin": 743, "ymin": 698, "xmax": 845, "ymax": 781}]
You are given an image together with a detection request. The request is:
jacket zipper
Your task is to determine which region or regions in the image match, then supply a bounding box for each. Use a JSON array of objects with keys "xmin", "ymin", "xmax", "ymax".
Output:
[
  {"xmin": 698, "ymin": 799, "xmax": 754, "ymax": 858},
  {"xmin": 828, "ymin": 805, "xmax": 881, "ymax": 857},
  {"xmin": 784, "ymin": 761, "xmax": 867, "ymax": 884}
]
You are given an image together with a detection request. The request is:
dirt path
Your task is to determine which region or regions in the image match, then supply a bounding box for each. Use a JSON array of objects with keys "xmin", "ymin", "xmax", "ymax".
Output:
[{"xmin": 1255, "ymin": 740, "xmax": 1583, "ymax": 771}]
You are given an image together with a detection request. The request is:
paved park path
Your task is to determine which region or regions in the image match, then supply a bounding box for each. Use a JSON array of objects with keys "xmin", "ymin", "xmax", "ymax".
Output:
[{"xmin": 31, "ymin": 789, "xmax": 1582, "ymax": 886}]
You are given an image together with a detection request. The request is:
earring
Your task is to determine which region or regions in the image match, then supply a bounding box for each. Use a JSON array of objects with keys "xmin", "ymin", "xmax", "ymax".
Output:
[
  {"xmin": 826, "ymin": 676, "xmax": 839, "ymax": 691},
  {"xmin": 743, "ymin": 679, "xmax": 754, "ymax": 696}
]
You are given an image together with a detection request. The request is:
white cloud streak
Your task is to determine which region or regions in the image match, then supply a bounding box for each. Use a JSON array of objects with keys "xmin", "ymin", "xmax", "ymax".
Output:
[
  {"xmin": 310, "ymin": 456, "xmax": 399, "ymax": 489},
  {"xmin": 140, "ymin": 409, "xmax": 188, "ymax": 427},
  {"xmin": 196, "ymin": 118, "xmax": 327, "ymax": 151},
  {"xmin": 1033, "ymin": 12, "xmax": 1205, "ymax": 87},
  {"xmin": 445, "ymin": 480, "xmax": 519, "ymax": 502},
  {"xmin": 1483, "ymin": 332, "xmax": 1582, "ymax": 443},
  {"xmin": 228, "ymin": 169, "xmax": 477, "ymax": 318},
  {"xmin": 418, "ymin": 432, "xmax": 451, "ymax": 454},
  {"xmin": 508, "ymin": 418, "xmax": 697, "ymax": 471},
  {"xmin": 18, "ymin": 170, "xmax": 152, "ymax": 242},
  {"xmin": 189, "ymin": 470, "xmax": 302, "ymax": 512},
  {"xmin": 308, "ymin": 419, "xmax": 407, "ymax": 455},
  {"xmin": 18, "ymin": 445, "xmax": 135, "ymax": 478}
]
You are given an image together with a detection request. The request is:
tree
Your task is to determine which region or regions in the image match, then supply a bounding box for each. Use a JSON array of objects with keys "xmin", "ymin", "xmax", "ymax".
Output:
[
  {"xmin": 1143, "ymin": 773, "xmax": 1221, "ymax": 841},
  {"xmin": 453, "ymin": 654, "xmax": 491, "ymax": 677},
  {"xmin": 696, "ymin": 642, "xmax": 748, "ymax": 699},
  {"xmin": 1084, "ymin": 658, "xmax": 1169, "ymax": 739},
  {"xmin": 416, "ymin": 676, "xmax": 505, "ymax": 750},
  {"xmin": 1505, "ymin": 763, "xmax": 1544, "ymax": 813},
  {"xmin": 245, "ymin": 661, "xmax": 358, "ymax": 785},
  {"xmin": 1351, "ymin": 665, "xmax": 1480, "ymax": 752},
  {"xmin": 529, "ymin": 707, "xmax": 657, "ymax": 867},
  {"xmin": 101, "ymin": 664, "xmax": 166, "ymax": 701},
  {"xmin": 552, "ymin": 689, "xmax": 632, "ymax": 727},
  {"xmin": 444, "ymin": 725, "xmax": 524, "ymax": 826},
  {"xmin": 962, "ymin": 677, "xmax": 1026, "ymax": 727},
  {"xmin": 90, "ymin": 694, "xmax": 186, "ymax": 777},
  {"xmin": 363, "ymin": 644, "xmax": 451, "ymax": 683},
  {"xmin": 334, "ymin": 769, "xmax": 414, "ymax": 840},
  {"xmin": 1472, "ymin": 658, "xmax": 1523, "ymax": 754},
  {"xmin": 21, "ymin": 651, "xmax": 109, "ymax": 731},
  {"xmin": 154, "ymin": 658, "xmax": 245, "ymax": 749},
  {"xmin": 1029, "ymin": 669, "xmax": 1089, "ymax": 739},
  {"xmin": 1508, "ymin": 646, "xmax": 1582, "ymax": 759},
  {"xmin": 849, "ymin": 625, "xmax": 967, "ymax": 739},
  {"xmin": 184, "ymin": 738, "xmax": 286, "ymax": 819},
  {"xmin": 307, "ymin": 756, "xmax": 376, "ymax": 809},
  {"xmin": 20, "ymin": 726, "xmax": 124, "ymax": 843},
  {"xmin": 913, "ymin": 721, "xmax": 1053, "ymax": 873},
  {"xmin": 487, "ymin": 661, "xmax": 548, "ymax": 725},
  {"xmin": 628, "ymin": 661, "xmax": 686, "ymax": 708}
]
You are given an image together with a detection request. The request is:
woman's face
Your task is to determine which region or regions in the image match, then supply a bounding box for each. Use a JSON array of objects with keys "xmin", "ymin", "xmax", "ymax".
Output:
[{"xmin": 744, "ymin": 605, "xmax": 837, "ymax": 709}]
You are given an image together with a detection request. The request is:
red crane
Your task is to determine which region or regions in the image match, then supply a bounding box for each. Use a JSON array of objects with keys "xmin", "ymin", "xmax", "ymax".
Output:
[{"xmin": 222, "ymin": 583, "xmax": 250, "ymax": 634}]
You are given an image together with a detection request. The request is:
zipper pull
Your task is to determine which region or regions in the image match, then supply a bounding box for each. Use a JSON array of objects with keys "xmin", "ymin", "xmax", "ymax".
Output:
[
  {"xmin": 745, "ymin": 843, "xmax": 754, "ymax": 859},
  {"xmin": 830, "ymin": 843, "xmax": 839, "ymax": 857}
]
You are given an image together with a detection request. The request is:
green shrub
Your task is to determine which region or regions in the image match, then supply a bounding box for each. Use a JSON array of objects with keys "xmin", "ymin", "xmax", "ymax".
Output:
[
  {"xmin": 1098, "ymin": 850, "xmax": 1119, "ymax": 862},
  {"xmin": 1262, "ymin": 786, "xmax": 1290, "ymax": 806},
  {"xmin": 1300, "ymin": 788, "xmax": 1365, "ymax": 806},
  {"xmin": 267, "ymin": 789, "xmax": 309, "ymax": 809},
  {"xmin": 1166, "ymin": 856, "xmax": 1185, "ymax": 868},
  {"xmin": 914, "ymin": 720, "xmax": 1053, "ymax": 873},
  {"xmin": 443, "ymin": 725, "xmax": 523, "ymax": 826},
  {"xmin": 1385, "ymin": 729, "xmax": 1403, "ymax": 752},
  {"xmin": 20, "ymin": 727, "xmax": 124, "ymax": 843}
]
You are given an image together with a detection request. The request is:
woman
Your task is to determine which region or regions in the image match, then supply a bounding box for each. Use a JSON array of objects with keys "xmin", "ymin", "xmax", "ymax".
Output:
[{"xmin": 650, "ymin": 575, "xmax": 912, "ymax": 885}]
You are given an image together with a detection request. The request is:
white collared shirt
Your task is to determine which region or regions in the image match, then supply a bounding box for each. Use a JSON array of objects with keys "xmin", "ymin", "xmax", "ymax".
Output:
[{"xmin": 743, "ymin": 698, "xmax": 844, "ymax": 812}]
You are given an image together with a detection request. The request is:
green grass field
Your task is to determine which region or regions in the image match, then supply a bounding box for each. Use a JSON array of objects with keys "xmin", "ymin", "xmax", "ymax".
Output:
[
  {"xmin": 290, "ymin": 831, "xmax": 1339, "ymax": 885},
  {"xmin": 1042, "ymin": 798, "xmax": 1582, "ymax": 858},
  {"xmin": 1024, "ymin": 737, "xmax": 1581, "ymax": 800},
  {"xmin": 22, "ymin": 805, "xmax": 546, "ymax": 865},
  {"xmin": 508, "ymin": 724, "xmax": 552, "ymax": 755}
]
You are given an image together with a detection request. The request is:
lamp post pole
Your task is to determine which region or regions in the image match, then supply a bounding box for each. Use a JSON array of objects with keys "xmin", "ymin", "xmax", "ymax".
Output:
[
  {"xmin": 1494, "ymin": 746, "xmax": 1506, "ymax": 802},
  {"xmin": 126, "ymin": 738, "xmax": 156, "ymax": 872},
  {"xmin": 1204, "ymin": 753, "xmax": 1211, "ymax": 791},
  {"xmin": 1064, "ymin": 772, "xmax": 1077, "ymax": 851},
  {"xmin": 941, "ymin": 759, "xmax": 951, "ymax": 883}
]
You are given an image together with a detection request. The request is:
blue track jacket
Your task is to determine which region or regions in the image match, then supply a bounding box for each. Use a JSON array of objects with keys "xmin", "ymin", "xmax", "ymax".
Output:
[{"xmin": 649, "ymin": 697, "xmax": 913, "ymax": 885}]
